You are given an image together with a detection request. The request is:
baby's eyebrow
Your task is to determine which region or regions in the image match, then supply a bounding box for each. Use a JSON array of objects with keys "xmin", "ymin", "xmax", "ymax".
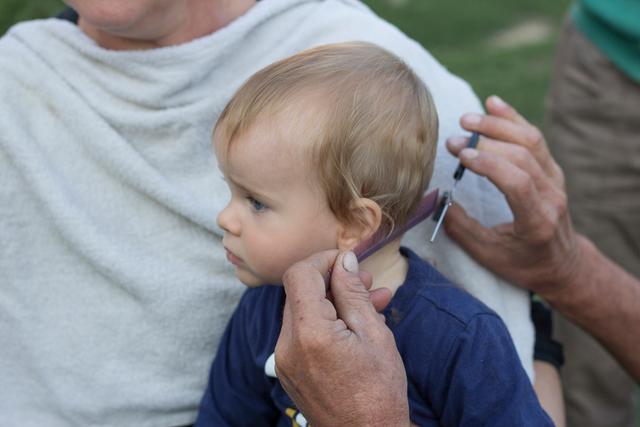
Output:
[{"xmin": 226, "ymin": 175, "xmax": 277, "ymax": 204}]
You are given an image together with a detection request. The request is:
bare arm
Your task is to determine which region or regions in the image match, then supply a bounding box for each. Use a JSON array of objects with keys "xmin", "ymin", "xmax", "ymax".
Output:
[
  {"xmin": 533, "ymin": 361, "xmax": 565, "ymax": 427},
  {"xmin": 546, "ymin": 237, "xmax": 640, "ymax": 381},
  {"xmin": 445, "ymin": 96, "xmax": 640, "ymax": 381}
]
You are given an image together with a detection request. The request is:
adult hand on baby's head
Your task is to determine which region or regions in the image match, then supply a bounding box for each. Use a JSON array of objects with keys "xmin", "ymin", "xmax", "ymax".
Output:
[
  {"xmin": 443, "ymin": 96, "xmax": 586, "ymax": 302},
  {"xmin": 275, "ymin": 250, "xmax": 410, "ymax": 427}
]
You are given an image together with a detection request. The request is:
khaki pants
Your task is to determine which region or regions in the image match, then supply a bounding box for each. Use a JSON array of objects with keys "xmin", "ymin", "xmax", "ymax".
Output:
[{"xmin": 545, "ymin": 17, "xmax": 640, "ymax": 427}]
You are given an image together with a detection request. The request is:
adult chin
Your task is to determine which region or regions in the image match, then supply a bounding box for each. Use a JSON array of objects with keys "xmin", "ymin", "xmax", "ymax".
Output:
[
  {"xmin": 64, "ymin": 0, "xmax": 162, "ymax": 33},
  {"xmin": 64, "ymin": 0, "xmax": 185, "ymax": 49},
  {"xmin": 65, "ymin": 0, "xmax": 258, "ymax": 50}
]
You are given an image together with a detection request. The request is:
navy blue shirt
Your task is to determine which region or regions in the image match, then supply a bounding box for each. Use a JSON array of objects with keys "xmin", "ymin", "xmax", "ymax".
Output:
[{"xmin": 196, "ymin": 248, "xmax": 552, "ymax": 426}]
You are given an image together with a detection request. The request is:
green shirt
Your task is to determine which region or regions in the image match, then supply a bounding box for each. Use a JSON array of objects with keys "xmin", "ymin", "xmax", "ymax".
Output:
[{"xmin": 573, "ymin": 0, "xmax": 640, "ymax": 82}]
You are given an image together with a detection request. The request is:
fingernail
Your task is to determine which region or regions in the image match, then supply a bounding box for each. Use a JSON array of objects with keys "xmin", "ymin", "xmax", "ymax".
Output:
[
  {"xmin": 490, "ymin": 95, "xmax": 506, "ymax": 108},
  {"xmin": 460, "ymin": 148, "xmax": 479, "ymax": 160},
  {"xmin": 462, "ymin": 113, "xmax": 482, "ymax": 126},
  {"xmin": 342, "ymin": 251, "xmax": 359, "ymax": 273},
  {"xmin": 446, "ymin": 136, "xmax": 466, "ymax": 150}
]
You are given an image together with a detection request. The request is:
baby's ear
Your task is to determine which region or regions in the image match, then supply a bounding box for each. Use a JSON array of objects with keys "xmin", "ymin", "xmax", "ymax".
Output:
[{"xmin": 337, "ymin": 198, "xmax": 382, "ymax": 251}]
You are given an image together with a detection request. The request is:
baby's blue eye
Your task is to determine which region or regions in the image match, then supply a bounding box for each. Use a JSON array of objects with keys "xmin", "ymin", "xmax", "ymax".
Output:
[{"xmin": 247, "ymin": 196, "xmax": 267, "ymax": 212}]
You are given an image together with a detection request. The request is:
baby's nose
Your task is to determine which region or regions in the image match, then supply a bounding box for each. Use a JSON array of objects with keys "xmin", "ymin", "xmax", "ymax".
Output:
[{"xmin": 217, "ymin": 204, "xmax": 241, "ymax": 236}]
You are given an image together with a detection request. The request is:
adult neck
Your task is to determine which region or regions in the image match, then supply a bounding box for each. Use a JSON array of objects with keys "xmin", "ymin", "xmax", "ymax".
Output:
[
  {"xmin": 360, "ymin": 239, "xmax": 408, "ymax": 297},
  {"xmin": 76, "ymin": 0, "xmax": 257, "ymax": 51}
]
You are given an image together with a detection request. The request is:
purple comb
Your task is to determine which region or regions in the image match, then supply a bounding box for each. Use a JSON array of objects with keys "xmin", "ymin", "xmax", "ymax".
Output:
[
  {"xmin": 353, "ymin": 188, "xmax": 439, "ymax": 262},
  {"xmin": 321, "ymin": 189, "xmax": 439, "ymax": 286}
]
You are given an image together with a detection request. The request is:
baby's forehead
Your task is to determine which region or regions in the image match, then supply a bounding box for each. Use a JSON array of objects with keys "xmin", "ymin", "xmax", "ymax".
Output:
[
  {"xmin": 214, "ymin": 90, "xmax": 331, "ymax": 189},
  {"xmin": 218, "ymin": 122, "xmax": 328, "ymax": 205},
  {"xmin": 219, "ymin": 120, "xmax": 315, "ymax": 177},
  {"xmin": 237, "ymin": 104, "xmax": 320, "ymax": 150}
]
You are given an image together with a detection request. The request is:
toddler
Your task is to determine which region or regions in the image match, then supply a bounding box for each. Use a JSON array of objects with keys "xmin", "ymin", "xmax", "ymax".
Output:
[{"xmin": 196, "ymin": 42, "xmax": 552, "ymax": 426}]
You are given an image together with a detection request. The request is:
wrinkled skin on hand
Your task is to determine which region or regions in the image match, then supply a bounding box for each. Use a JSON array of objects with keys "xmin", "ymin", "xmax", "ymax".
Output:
[
  {"xmin": 444, "ymin": 96, "xmax": 584, "ymax": 300},
  {"xmin": 445, "ymin": 97, "xmax": 640, "ymax": 381},
  {"xmin": 275, "ymin": 250, "xmax": 410, "ymax": 427}
]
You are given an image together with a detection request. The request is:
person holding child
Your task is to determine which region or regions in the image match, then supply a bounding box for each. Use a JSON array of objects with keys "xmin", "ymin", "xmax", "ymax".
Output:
[
  {"xmin": 0, "ymin": 1, "xmax": 542, "ymax": 425},
  {"xmin": 196, "ymin": 42, "xmax": 552, "ymax": 426}
]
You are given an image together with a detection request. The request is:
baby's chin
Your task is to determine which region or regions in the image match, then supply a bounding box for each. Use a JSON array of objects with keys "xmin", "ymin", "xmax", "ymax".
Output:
[
  {"xmin": 235, "ymin": 269, "xmax": 282, "ymax": 288},
  {"xmin": 239, "ymin": 278, "xmax": 267, "ymax": 288}
]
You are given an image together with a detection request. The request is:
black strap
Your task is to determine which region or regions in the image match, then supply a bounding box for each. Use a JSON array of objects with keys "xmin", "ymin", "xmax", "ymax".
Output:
[
  {"xmin": 531, "ymin": 294, "xmax": 565, "ymax": 369},
  {"xmin": 55, "ymin": 7, "xmax": 79, "ymax": 24}
]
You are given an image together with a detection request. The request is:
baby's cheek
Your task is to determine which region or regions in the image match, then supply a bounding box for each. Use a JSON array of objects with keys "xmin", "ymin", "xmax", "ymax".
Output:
[
  {"xmin": 267, "ymin": 244, "xmax": 309, "ymax": 280},
  {"xmin": 253, "ymin": 246, "xmax": 295, "ymax": 283},
  {"xmin": 251, "ymin": 232, "xmax": 335, "ymax": 282}
]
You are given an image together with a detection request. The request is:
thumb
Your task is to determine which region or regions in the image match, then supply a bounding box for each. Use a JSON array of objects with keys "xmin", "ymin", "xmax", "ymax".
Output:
[
  {"xmin": 445, "ymin": 203, "xmax": 498, "ymax": 269},
  {"xmin": 330, "ymin": 251, "xmax": 382, "ymax": 333}
]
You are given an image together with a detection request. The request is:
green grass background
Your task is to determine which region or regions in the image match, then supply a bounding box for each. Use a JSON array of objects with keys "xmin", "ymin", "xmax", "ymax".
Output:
[
  {"xmin": 365, "ymin": 0, "xmax": 572, "ymax": 126},
  {"xmin": 1, "ymin": 0, "xmax": 572, "ymax": 127}
]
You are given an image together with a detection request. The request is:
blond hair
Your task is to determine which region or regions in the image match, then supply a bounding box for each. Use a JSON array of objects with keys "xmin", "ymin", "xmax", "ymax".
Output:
[{"xmin": 214, "ymin": 42, "xmax": 438, "ymax": 233}]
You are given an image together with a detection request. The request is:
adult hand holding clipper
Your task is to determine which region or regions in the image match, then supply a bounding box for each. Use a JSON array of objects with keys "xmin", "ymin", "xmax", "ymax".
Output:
[{"xmin": 444, "ymin": 95, "xmax": 640, "ymax": 381}]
